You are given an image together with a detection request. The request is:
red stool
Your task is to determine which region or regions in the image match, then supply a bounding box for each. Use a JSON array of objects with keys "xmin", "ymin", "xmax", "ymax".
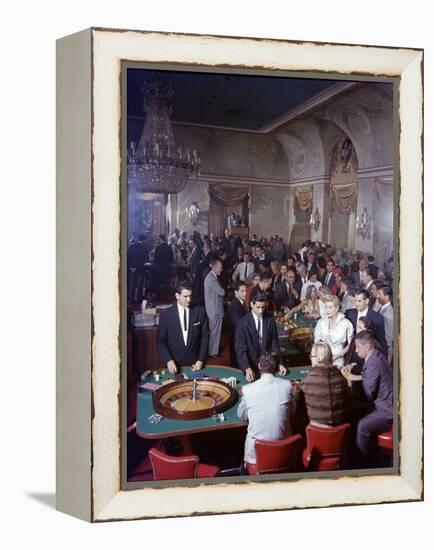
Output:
[
  {"xmin": 377, "ymin": 429, "xmax": 393, "ymax": 450},
  {"xmin": 246, "ymin": 434, "xmax": 302, "ymax": 475},
  {"xmin": 302, "ymin": 423, "xmax": 352, "ymax": 471},
  {"xmin": 149, "ymin": 447, "xmax": 220, "ymax": 481}
]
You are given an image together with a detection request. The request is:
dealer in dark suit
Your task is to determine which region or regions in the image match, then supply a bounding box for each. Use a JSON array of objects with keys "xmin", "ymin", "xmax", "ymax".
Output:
[
  {"xmin": 345, "ymin": 288, "xmax": 387, "ymax": 356},
  {"xmin": 227, "ymin": 281, "xmax": 249, "ymax": 368},
  {"xmin": 156, "ymin": 281, "xmax": 209, "ymax": 374},
  {"xmin": 235, "ymin": 291, "xmax": 287, "ymax": 382}
]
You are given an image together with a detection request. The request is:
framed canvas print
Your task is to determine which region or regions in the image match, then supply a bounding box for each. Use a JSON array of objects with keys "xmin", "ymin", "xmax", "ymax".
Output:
[{"xmin": 56, "ymin": 27, "xmax": 423, "ymax": 522}]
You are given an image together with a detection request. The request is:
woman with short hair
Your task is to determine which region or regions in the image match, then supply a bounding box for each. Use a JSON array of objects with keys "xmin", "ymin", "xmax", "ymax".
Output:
[{"xmin": 302, "ymin": 341, "xmax": 350, "ymax": 427}]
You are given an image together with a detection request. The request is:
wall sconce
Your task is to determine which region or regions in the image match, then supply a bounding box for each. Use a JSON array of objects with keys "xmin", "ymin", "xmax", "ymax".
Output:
[
  {"xmin": 309, "ymin": 207, "xmax": 321, "ymax": 232},
  {"xmin": 187, "ymin": 202, "xmax": 200, "ymax": 226},
  {"xmin": 355, "ymin": 207, "xmax": 371, "ymax": 240}
]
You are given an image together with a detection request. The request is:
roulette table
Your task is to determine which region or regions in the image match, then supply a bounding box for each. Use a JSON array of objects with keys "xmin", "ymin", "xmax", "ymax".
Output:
[
  {"xmin": 276, "ymin": 315, "xmax": 317, "ymax": 365},
  {"xmin": 136, "ymin": 364, "xmax": 311, "ymax": 439}
]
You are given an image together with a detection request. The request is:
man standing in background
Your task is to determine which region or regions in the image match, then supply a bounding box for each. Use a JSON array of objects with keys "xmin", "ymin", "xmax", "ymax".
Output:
[{"xmin": 204, "ymin": 257, "xmax": 225, "ymax": 357}]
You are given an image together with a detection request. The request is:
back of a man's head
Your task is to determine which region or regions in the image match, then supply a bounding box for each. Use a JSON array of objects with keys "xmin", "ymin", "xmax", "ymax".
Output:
[{"xmin": 258, "ymin": 352, "xmax": 277, "ymax": 375}]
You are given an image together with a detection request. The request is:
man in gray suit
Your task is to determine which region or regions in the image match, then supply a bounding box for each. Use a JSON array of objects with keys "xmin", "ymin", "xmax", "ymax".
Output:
[
  {"xmin": 237, "ymin": 352, "xmax": 295, "ymax": 467},
  {"xmin": 378, "ymin": 286, "xmax": 394, "ymax": 362},
  {"xmin": 204, "ymin": 257, "xmax": 225, "ymax": 357}
]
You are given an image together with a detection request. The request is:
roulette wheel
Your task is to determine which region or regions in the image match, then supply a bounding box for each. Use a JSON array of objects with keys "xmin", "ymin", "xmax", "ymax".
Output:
[{"xmin": 153, "ymin": 378, "xmax": 238, "ymax": 420}]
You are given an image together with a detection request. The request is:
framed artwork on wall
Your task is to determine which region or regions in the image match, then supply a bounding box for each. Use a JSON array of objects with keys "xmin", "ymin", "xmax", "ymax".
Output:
[{"xmin": 56, "ymin": 28, "xmax": 423, "ymax": 522}]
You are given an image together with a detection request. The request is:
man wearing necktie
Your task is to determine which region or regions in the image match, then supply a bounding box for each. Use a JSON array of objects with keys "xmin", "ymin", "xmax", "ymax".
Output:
[
  {"xmin": 274, "ymin": 269, "xmax": 299, "ymax": 310},
  {"xmin": 235, "ymin": 291, "xmax": 287, "ymax": 382},
  {"xmin": 228, "ymin": 281, "xmax": 249, "ymax": 368},
  {"xmin": 232, "ymin": 251, "xmax": 254, "ymax": 282},
  {"xmin": 204, "ymin": 257, "xmax": 225, "ymax": 357},
  {"xmin": 156, "ymin": 281, "xmax": 210, "ymax": 374}
]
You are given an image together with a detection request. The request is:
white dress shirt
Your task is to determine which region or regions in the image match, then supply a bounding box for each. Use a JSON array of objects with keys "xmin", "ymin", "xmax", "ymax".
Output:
[
  {"xmin": 357, "ymin": 307, "xmax": 369, "ymax": 323},
  {"xmin": 177, "ymin": 303, "xmax": 189, "ymax": 345},
  {"xmin": 325, "ymin": 272, "xmax": 333, "ymax": 286},
  {"xmin": 232, "ymin": 261, "xmax": 255, "ymax": 282},
  {"xmin": 251, "ymin": 311, "xmax": 263, "ymax": 342}
]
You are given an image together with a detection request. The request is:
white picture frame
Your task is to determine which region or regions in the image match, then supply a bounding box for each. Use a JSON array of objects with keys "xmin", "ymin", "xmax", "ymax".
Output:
[{"xmin": 56, "ymin": 27, "xmax": 423, "ymax": 522}]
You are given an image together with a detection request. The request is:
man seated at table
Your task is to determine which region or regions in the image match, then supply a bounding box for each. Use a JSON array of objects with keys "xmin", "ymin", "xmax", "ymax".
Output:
[
  {"xmin": 156, "ymin": 281, "xmax": 210, "ymax": 374},
  {"xmin": 347, "ymin": 330, "xmax": 393, "ymax": 467},
  {"xmin": 274, "ymin": 268, "xmax": 300, "ymax": 310},
  {"xmin": 235, "ymin": 292, "xmax": 287, "ymax": 382},
  {"xmin": 237, "ymin": 352, "xmax": 295, "ymax": 469}
]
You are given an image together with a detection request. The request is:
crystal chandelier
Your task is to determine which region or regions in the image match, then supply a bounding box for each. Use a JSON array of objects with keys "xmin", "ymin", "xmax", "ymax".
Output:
[{"xmin": 128, "ymin": 78, "xmax": 201, "ymax": 194}]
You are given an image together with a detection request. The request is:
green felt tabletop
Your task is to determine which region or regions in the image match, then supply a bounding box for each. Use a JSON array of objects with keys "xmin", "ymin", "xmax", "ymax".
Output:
[{"xmin": 136, "ymin": 364, "xmax": 311, "ymax": 438}]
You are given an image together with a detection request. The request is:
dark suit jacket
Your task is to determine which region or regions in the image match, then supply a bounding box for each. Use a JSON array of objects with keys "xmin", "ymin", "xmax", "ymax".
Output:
[
  {"xmin": 235, "ymin": 312, "xmax": 280, "ymax": 374},
  {"xmin": 227, "ymin": 298, "xmax": 248, "ymax": 331},
  {"xmin": 154, "ymin": 243, "xmax": 173, "ymax": 274},
  {"xmin": 274, "ymin": 280, "xmax": 299, "ymax": 310},
  {"xmin": 156, "ymin": 305, "xmax": 209, "ymax": 367},
  {"xmin": 253, "ymin": 252, "xmax": 272, "ymax": 271},
  {"xmin": 368, "ymin": 263, "xmax": 379, "ymax": 279},
  {"xmin": 351, "ymin": 271, "xmax": 363, "ymax": 289},
  {"xmin": 127, "ymin": 242, "xmax": 149, "ymax": 270},
  {"xmin": 323, "ymin": 273, "xmax": 337, "ymax": 294},
  {"xmin": 189, "ymin": 247, "xmax": 203, "ymax": 279},
  {"xmin": 362, "ymin": 350, "xmax": 393, "ymax": 417},
  {"xmin": 345, "ymin": 308, "xmax": 387, "ymax": 357}
]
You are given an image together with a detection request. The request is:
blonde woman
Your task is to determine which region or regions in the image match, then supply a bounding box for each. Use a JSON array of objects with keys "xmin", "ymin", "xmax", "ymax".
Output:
[
  {"xmin": 302, "ymin": 341, "xmax": 349, "ymax": 427},
  {"xmin": 314, "ymin": 295, "xmax": 354, "ymax": 369},
  {"xmin": 286, "ymin": 284, "xmax": 321, "ymax": 319}
]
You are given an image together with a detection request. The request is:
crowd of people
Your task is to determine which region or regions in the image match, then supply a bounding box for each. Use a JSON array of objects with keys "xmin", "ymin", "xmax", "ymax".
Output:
[{"xmin": 130, "ymin": 229, "xmax": 394, "ymax": 469}]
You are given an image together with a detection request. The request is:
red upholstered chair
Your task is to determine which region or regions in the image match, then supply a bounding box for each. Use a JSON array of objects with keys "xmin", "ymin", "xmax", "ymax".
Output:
[
  {"xmin": 302, "ymin": 423, "xmax": 351, "ymax": 471},
  {"xmin": 148, "ymin": 447, "xmax": 220, "ymax": 480},
  {"xmin": 246, "ymin": 434, "xmax": 303, "ymax": 475},
  {"xmin": 377, "ymin": 428, "xmax": 393, "ymax": 466},
  {"xmin": 377, "ymin": 429, "xmax": 393, "ymax": 450}
]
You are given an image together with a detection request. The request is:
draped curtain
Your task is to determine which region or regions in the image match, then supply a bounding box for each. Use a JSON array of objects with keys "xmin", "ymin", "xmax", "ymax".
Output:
[
  {"xmin": 295, "ymin": 186, "xmax": 313, "ymax": 212},
  {"xmin": 374, "ymin": 177, "xmax": 394, "ymax": 204},
  {"xmin": 330, "ymin": 177, "xmax": 358, "ymax": 215},
  {"xmin": 208, "ymin": 184, "xmax": 249, "ymax": 237}
]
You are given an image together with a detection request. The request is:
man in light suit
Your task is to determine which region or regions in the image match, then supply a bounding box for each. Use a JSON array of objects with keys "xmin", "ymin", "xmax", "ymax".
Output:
[
  {"xmin": 237, "ymin": 352, "xmax": 295, "ymax": 466},
  {"xmin": 235, "ymin": 292, "xmax": 287, "ymax": 381},
  {"xmin": 377, "ymin": 286, "xmax": 394, "ymax": 362},
  {"xmin": 204, "ymin": 257, "xmax": 225, "ymax": 357},
  {"xmin": 156, "ymin": 281, "xmax": 209, "ymax": 374}
]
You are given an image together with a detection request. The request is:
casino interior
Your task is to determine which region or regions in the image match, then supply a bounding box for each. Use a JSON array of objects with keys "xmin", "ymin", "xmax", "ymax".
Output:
[{"xmin": 126, "ymin": 68, "xmax": 395, "ymax": 482}]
